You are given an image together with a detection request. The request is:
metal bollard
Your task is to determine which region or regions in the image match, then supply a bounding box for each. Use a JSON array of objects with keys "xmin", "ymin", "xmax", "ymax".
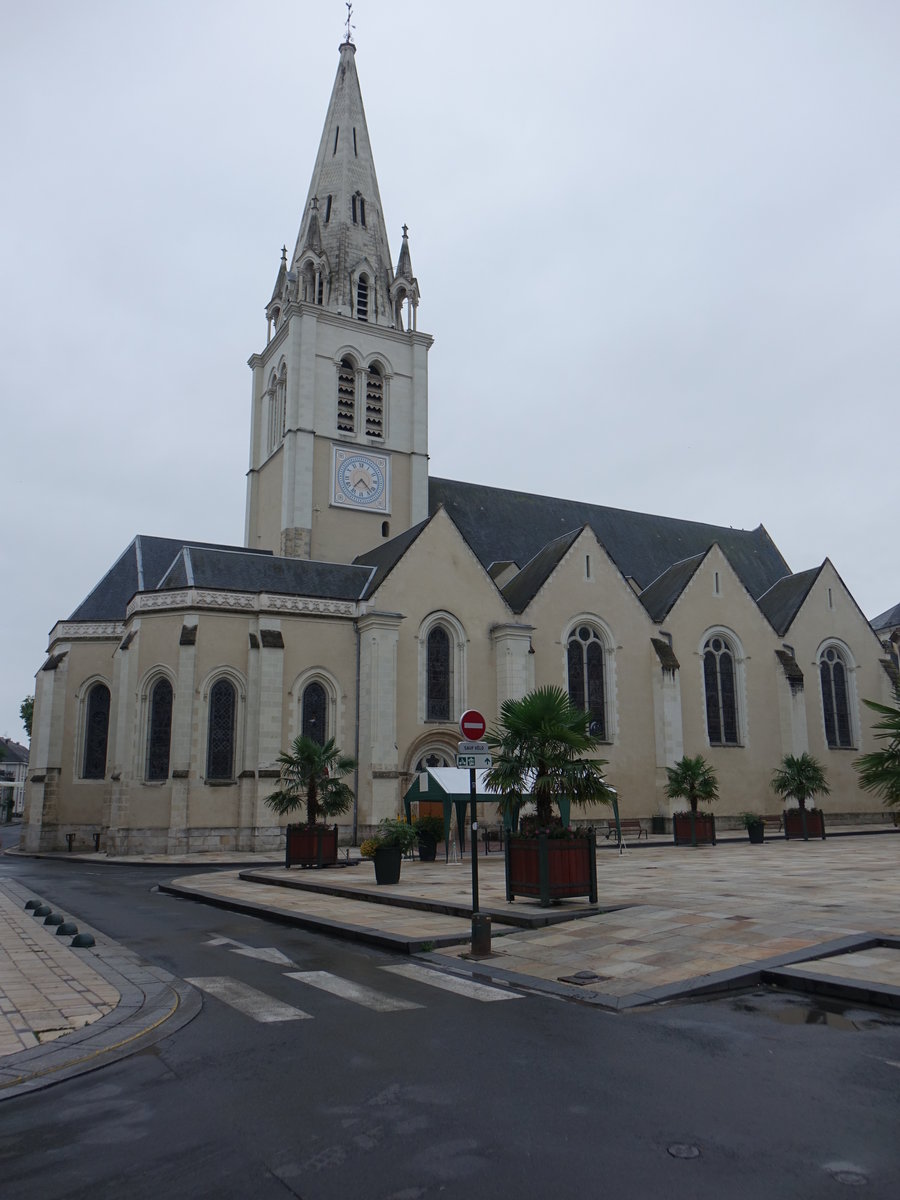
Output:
[{"xmin": 471, "ymin": 913, "xmax": 492, "ymax": 956}]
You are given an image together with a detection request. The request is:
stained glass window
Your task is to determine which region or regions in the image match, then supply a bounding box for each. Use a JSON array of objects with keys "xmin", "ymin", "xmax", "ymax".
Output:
[
  {"xmin": 567, "ymin": 625, "xmax": 607, "ymax": 740},
  {"xmin": 146, "ymin": 678, "xmax": 173, "ymax": 781},
  {"xmin": 301, "ymin": 682, "xmax": 327, "ymax": 745},
  {"xmin": 703, "ymin": 636, "xmax": 739, "ymax": 745},
  {"xmin": 426, "ymin": 626, "xmax": 451, "ymax": 721},
  {"xmin": 820, "ymin": 647, "xmax": 853, "ymax": 747},
  {"xmin": 207, "ymin": 679, "xmax": 236, "ymax": 781},
  {"xmin": 82, "ymin": 683, "xmax": 110, "ymax": 779}
]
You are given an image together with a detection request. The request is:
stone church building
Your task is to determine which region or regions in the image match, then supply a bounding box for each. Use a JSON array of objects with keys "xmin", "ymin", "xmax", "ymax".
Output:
[{"xmin": 23, "ymin": 40, "xmax": 897, "ymax": 854}]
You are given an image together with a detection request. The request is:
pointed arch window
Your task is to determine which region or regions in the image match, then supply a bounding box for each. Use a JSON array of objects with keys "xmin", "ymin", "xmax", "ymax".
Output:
[
  {"xmin": 820, "ymin": 645, "xmax": 854, "ymax": 747},
  {"xmin": 146, "ymin": 678, "xmax": 173, "ymax": 781},
  {"xmin": 365, "ymin": 362, "xmax": 384, "ymax": 437},
  {"xmin": 703, "ymin": 635, "xmax": 739, "ymax": 745},
  {"xmin": 566, "ymin": 625, "xmax": 607, "ymax": 740},
  {"xmin": 206, "ymin": 678, "xmax": 236, "ymax": 781},
  {"xmin": 426, "ymin": 627, "xmax": 451, "ymax": 721},
  {"xmin": 356, "ymin": 273, "xmax": 369, "ymax": 322},
  {"xmin": 82, "ymin": 683, "xmax": 110, "ymax": 779},
  {"xmin": 301, "ymin": 681, "xmax": 328, "ymax": 746},
  {"xmin": 336, "ymin": 357, "xmax": 356, "ymax": 433}
]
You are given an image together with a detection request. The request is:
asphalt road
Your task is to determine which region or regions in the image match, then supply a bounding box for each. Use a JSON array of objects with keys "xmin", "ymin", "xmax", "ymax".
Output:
[{"xmin": 1, "ymin": 849, "xmax": 899, "ymax": 1199}]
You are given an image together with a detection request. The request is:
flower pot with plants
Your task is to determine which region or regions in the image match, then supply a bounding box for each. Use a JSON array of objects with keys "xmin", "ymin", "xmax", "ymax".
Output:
[
  {"xmin": 414, "ymin": 814, "xmax": 445, "ymax": 862},
  {"xmin": 361, "ymin": 818, "xmax": 419, "ymax": 884},
  {"xmin": 740, "ymin": 812, "xmax": 765, "ymax": 844},
  {"xmin": 264, "ymin": 734, "xmax": 356, "ymax": 868},
  {"xmin": 770, "ymin": 753, "xmax": 829, "ymax": 842},
  {"xmin": 666, "ymin": 755, "xmax": 718, "ymax": 847},
  {"xmin": 483, "ymin": 686, "xmax": 612, "ymax": 908}
]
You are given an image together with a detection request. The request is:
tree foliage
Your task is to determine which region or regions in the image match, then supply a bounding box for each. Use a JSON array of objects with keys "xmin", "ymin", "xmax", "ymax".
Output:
[
  {"xmin": 20, "ymin": 696, "xmax": 34, "ymax": 740},
  {"xmin": 264, "ymin": 735, "xmax": 355, "ymax": 827},
  {"xmin": 854, "ymin": 694, "xmax": 900, "ymax": 808},
  {"xmin": 770, "ymin": 753, "xmax": 830, "ymax": 811},
  {"xmin": 484, "ymin": 686, "xmax": 612, "ymax": 828},
  {"xmin": 664, "ymin": 755, "xmax": 719, "ymax": 814}
]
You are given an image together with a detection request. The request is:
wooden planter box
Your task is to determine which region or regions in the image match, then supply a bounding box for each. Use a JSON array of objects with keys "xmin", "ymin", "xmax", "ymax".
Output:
[
  {"xmin": 783, "ymin": 809, "xmax": 826, "ymax": 841},
  {"xmin": 673, "ymin": 812, "xmax": 717, "ymax": 846},
  {"xmin": 505, "ymin": 832, "xmax": 597, "ymax": 908},
  {"xmin": 285, "ymin": 824, "xmax": 339, "ymax": 868}
]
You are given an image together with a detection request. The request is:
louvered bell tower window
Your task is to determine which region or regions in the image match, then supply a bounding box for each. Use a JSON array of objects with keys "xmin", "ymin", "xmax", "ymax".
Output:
[
  {"xmin": 365, "ymin": 363, "xmax": 384, "ymax": 438},
  {"xmin": 337, "ymin": 358, "xmax": 356, "ymax": 433},
  {"xmin": 356, "ymin": 274, "xmax": 369, "ymax": 322},
  {"xmin": 82, "ymin": 683, "xmax": 111, "ymax": 779},
  {"xmin": 820, "ymin": 647, "xmax": 853, "ymax": 747},
  {"xmin": 567, "ymin": 626, "xmax": 607, "ymax": 740},
  {"xmin": 703, "ymin": 636, "xmax": 739, "ymax": 745},
  {"xmin": 146, "ymin": 678, "xmax": 173, "ymax": 781}
]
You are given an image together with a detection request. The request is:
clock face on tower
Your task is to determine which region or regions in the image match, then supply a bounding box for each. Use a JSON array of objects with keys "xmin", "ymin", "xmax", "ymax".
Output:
[{"xmin": 332, "ymin": 446, "xmax": 390, "ymax": 512}]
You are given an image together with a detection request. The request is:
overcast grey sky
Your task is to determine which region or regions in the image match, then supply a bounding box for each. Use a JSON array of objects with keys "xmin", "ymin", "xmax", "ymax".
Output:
[{"xmin": 2, "ymin": 0, "xmax": 898, "ymax": 740}]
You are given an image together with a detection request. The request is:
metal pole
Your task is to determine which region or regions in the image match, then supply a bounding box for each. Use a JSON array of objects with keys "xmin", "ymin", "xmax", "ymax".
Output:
[{"xmin": 470, "ymin": 767, "xmax": 479, "ymax": 914}]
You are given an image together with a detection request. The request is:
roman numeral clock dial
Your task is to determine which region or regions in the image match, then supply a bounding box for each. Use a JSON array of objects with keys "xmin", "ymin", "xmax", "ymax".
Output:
[{"xmin": 332, "ymin": 447, "xmax": 390, "ymax": 512}]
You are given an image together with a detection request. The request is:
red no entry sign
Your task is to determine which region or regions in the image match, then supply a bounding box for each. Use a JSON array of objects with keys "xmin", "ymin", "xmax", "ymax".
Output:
[{"xmin": 459, "ymin": 709, "xmax": 487, "ymax": 740}]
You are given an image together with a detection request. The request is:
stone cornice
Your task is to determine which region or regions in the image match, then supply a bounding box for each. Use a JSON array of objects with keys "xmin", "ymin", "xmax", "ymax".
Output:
[
  {"xmin": 49, "ymin": 620, "xmax": 125, "ymax": 643},
  {"xmin": 126, "ymin": 589, "xmax": 359, "ymax": 619}
]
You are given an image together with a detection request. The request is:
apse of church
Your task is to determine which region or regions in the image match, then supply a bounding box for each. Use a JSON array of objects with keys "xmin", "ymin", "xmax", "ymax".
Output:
[{"xmin": 22, "ymin": 38, "xmax": 895, "ymax": 855}]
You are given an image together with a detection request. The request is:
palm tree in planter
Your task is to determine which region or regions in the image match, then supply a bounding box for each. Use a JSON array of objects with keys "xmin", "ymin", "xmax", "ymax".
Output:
[
  {"xmin": 265, "ymin": 735, "xmax": 356, "ymax": 867},
  {"xmin": 770, "ymin": 753, "xmax": 829, "ymax": 841},
  {"xmin": 484, "ymin": 686, "xmax": 613, "ymax": 907},
  {"xmin": 854, "ymin": 693, "xmax": 900, "ymax": 818},
  {"xmin": 665, "ymin": 755, "xmax": 719, "ymax": 846}
]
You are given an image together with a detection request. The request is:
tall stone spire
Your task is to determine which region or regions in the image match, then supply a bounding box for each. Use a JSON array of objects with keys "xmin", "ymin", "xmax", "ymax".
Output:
[{"xmin": 288, "ymin": 41, "xmax": 395, "ymax": 323}]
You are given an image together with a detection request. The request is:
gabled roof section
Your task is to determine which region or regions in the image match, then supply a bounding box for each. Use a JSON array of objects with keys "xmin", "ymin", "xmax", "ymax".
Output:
[
  {"xmin": 501, "ymin": 528, "xmax": 583, "ymax": 614},
  {"xmin": 67, "ymin": 536, "xmax": 273, "ymax": 622},
  {"xmin": 157, "ymin": 547, "xmax": 372, "ymax": 600},
  {"xmin": 428, "ymin": 478, "xmax": 791, "ymax": 601},
  {"xmin": 353, "ymin": 516, "xmax": 434, "ymax": 598},
  {"xmin": 756, "ymin": 566, "xmax": 822, "ymax": 636},
  {"xmin": 290, "ymin": 41, "xmax": 394, "ymax": 319},
  {"xmin": 639, "ymin": 553, "xmax": 706, "ymax": 623},
  {"xmin": 871, "ymin": 600, "xmax": 900, "ymax": 632},
  {"xmin": 0, "ymin": 737, "xmax": 29, "ymax": 765}
]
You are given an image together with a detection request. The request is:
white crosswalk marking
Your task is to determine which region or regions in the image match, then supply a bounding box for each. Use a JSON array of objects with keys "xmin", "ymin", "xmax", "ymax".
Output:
[
  {"xmin": 286, "ymin": 970, "xmax": 422, "ymax": 1012},
  {"xmin": 186, "ymin": 976, "xmax": 312, "ymax": 1022},
  {"xmin": 206, "ymin": 935, "xmax": 295, "ymax": 966},
  {"xmin": 381, "ymin": 963, "xmax": 523, "ymax": 1002}
]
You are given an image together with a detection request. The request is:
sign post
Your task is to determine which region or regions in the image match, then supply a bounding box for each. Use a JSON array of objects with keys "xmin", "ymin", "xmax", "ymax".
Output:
[{"xmin": 458, "ymin": 711, "xmax": 492, "ymax": 956}]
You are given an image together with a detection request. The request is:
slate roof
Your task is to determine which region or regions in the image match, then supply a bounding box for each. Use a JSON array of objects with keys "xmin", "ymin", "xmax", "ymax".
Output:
[
  {"xmin": 0, "ymin": 737, "xmax": 29, "ymax": 765},
  {"xmin": 158, "ymin": 546, "xmax": 373, "ymax": 600},
  {"xmin": 67, "ymin": 536, "xmax": 274, "ymax": 622},
  {"xmin": 756, "ymin": 567, "xmax": 821, "ymax": 636},
  {"xmin": 639, "ymin": 554, "xmax": 705, "ymax": 623},
  {"xmin": 871, "ymin": 601, "xmax": 900, "ymax": 632},
  {"xmin": 353, "ymin": 517, "xmax": 431, "ymax": 598},
  {"xmin": 428, "ymin": 478, "xmax": 791, "ymax": 601},
  {"xmin": 501, "ymin": 528, "xmax": 583, "ymax": 614}
]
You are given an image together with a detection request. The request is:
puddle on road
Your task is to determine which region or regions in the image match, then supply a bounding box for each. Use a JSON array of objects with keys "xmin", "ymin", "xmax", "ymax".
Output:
[{"xmin": 731, "ymin": 991, "xmax": 900, "ymax": 1032}]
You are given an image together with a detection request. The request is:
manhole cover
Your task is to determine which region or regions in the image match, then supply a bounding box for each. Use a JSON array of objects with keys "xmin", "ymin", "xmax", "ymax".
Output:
[{"xmin": 558, "ymin": 970, "xmax": 606, "ymax": 986}]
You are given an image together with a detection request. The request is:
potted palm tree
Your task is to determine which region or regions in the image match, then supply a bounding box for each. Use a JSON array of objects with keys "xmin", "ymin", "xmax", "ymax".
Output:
[
  {"xmin": 264, "ymin": 735, "xmax": 356, "ymax": 867},
  {"xmin": 770, "ymin": 753, "xmax": 829, "ymax": 841},
  {"xmin": 484, "ymin": 686, "xmax": 612, "ymax": 907},
  {"xmin": 665, "ymin": 755, "xmax": 719, "ymax": 846},
  {"xmin": 360, "ymin": 818, "xmax": 419, "ymax": 884},
  {"xmin": 854, "ymin": 692, "xmax": 900, "ymax": 816}
]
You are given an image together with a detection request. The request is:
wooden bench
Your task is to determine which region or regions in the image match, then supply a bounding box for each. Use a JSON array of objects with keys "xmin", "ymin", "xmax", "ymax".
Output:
[
  {"xmin": 603, "ymin": 819, "xmax": 646, "ymax": 841},
  {"xmin": 762, "ymin": 816, "xmax": 783, "ymax": 834},
  {"xmin": 481, "ymin": 827, "xmax": 504, "ymax": 853}
]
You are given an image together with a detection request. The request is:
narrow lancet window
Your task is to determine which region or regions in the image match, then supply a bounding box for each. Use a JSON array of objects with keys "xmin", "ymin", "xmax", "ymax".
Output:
[
  {"xmin": 337, "ymin": 358, "xmax": 356, "ymax": 433},
  {"xmin": 365, "ymin": 362, "xmax": 383, "ymax": 436}
]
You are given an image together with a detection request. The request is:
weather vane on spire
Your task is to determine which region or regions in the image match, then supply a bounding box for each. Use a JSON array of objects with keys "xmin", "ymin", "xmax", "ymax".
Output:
[{"xmin": 344, "ymin": 3, "xmax": 355, "ymax": 44}]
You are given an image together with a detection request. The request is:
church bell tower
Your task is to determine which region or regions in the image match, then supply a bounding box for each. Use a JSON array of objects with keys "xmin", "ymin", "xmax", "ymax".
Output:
[{"xmin": 244, "ymin": 38, "xmax": 432, "ymax": 563}]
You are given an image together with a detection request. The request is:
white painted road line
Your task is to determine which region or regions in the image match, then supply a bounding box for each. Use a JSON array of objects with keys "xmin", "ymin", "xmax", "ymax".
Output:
[
  {"xmin": 206, "ymin": 936, "xmax": 295, "ymax": 966},
  {"xmin": 286, "ymin": 971, "xmax": 423, "ymax": 1012},
  {"xmin": 186, "ymin": 977, "xmax": 312, "ymax": 1022},
  {"xmin": 381, "ymin": 964, "xmax": 523, "ymax": 1002}
]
